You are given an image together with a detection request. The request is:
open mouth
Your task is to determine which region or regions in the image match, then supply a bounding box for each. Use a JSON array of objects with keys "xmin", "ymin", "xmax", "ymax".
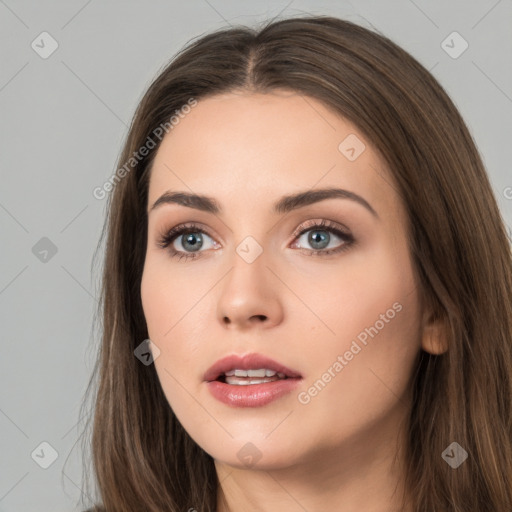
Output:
[
  {"xmin": 205, "ymin": 353, "xmax": 302, "ymax": 407},
  {"xmin": 215, "ymin": 368, "xmax": 290, "ymax": 386},
  {"xmin": 204, "ymin": 353, "xmax": 302, "ymax": 407}
]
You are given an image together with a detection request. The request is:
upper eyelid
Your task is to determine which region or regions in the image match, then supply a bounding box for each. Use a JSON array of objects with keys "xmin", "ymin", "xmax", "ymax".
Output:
[{"xmin": 293, "ymin": 218, "xmax": 350, "ymax": 235}]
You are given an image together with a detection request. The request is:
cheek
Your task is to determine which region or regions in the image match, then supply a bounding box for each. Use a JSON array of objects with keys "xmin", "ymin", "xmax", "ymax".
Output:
[
  {"xmin": 288, "ymin": 234, "xmax": 420, "ymax": 345},
  {"xmin": 141, "ymin": 276, "xmax": 171, "ymax": 344},
  {"xmin": 140, "ymin": 258, "xmax": 206, "ymax": 388},
  {"xmin": 295, "ymin": 271, "xmax": 420, "ymax": 381},
  {"xmin": 294, "ymin": 242, "xmax": 422, "ymax": 436},
  {"xmin": 140, "ymin": 255, "xmax": 201, "ymax": 340}
]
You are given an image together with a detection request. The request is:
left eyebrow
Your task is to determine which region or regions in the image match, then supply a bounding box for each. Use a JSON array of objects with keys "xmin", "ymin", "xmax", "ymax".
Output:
[{"xmin": 149, "ymin": 187, "xmax": 379, "ymax": 219}]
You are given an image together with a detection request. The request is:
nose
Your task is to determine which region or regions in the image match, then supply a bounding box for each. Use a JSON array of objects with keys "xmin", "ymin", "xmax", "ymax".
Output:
[{"xmin": 216, "ymin": 252, "xmax": 284, "ymax": 331}]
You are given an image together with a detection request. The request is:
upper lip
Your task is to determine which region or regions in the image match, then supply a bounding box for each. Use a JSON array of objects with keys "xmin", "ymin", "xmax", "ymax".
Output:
[{"xmin": 204, "ymin": 353, "xmax": 302, "ymax": 382}]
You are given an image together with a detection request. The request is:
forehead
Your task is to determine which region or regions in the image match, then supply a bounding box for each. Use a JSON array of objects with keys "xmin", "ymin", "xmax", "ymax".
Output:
[{"xmin": 147, "ymin": 90, "xmax": 402, "ymax": 222}]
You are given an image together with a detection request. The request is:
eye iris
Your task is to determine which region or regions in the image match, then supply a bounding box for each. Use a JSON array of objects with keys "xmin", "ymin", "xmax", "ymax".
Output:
[
  {"xmin": 308, "ymin": 230, "xmax": 329, "ymax": 249},
  {"xmin": 182, "ymin": 232, "xmax": 203, "ymax": 252}
]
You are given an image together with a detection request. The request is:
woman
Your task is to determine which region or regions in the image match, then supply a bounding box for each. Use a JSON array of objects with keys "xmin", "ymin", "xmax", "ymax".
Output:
[{"xmin": 80, "ymin": 15, "xmax": 512, "ymax": 512}]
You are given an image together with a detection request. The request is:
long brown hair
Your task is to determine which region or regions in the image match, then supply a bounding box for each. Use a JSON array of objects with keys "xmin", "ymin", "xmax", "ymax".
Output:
[{"xmin": 77, "ymin": 15, "xmax": 512, "ymax": 512}]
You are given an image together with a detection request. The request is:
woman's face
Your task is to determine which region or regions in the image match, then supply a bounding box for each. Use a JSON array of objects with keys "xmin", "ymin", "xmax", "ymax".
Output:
[{"xmin": 141, "ymin": 90, "xmax": 424, "ymax": 469}]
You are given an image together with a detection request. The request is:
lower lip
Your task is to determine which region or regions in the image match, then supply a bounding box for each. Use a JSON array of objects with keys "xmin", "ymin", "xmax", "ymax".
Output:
[{"xmin": 206, "ymin": 378, "xmax": 301, "ymax": 407}]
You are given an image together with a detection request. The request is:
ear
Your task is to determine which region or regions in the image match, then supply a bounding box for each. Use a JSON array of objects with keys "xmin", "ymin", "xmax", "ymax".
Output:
[{"xmin": 420, "ymin": 308, "xmax": 449, "ymax": 355}]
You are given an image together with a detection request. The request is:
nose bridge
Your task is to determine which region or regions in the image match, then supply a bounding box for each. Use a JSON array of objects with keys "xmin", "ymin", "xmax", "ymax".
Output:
[
  {"xmin": 216, "ymin": 232, "xmax": 283, "ymax": 328},
  {"xmin": 226, "ymin": 236, "xmax": 270, "ymax": 296},
  {"xmin": 224, "ymin": 209, "xmax": 272, "ymax": 269}
]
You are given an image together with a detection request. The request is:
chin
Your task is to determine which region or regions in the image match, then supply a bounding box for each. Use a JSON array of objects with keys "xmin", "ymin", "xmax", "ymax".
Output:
[{"xmin": 198, "ymin": 432, "xmax": 308, "ymax": 471}]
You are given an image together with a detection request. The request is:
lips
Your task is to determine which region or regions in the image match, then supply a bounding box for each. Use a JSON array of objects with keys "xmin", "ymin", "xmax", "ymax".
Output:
[
  {"xmin": 204, "ymin": 353, "xmax": 302, "ymax": 383},
  {"xmin": 205, "ymin": 352, "xmax": 303, "ymax": 408}
]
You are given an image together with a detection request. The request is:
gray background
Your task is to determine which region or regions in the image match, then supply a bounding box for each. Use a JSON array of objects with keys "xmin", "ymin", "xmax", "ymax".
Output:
[{"xmin": 0, "ymin": 0, "xmax": 511, "ymax": 510}]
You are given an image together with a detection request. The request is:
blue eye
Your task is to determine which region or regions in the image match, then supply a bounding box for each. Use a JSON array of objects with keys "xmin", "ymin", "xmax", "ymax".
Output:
[
  {"xmin": 157, "ymin": 219, "xmax": 354, "ymax": 261},
  {"xmin": 292, "ymin": 221, "xmax": 353, "ymax": 255},
  {"xmin": 156, "ymin": 223, "xmax": 217, "ymax": 261}
]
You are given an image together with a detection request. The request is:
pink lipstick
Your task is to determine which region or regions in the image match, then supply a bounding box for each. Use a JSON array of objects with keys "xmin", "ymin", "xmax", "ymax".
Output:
[{"xmin": 204, "ymin": 353, "xmax": 302, "ymax": 407}]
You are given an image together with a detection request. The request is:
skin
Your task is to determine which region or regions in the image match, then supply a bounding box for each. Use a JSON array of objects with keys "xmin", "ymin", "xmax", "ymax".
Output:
[{"xmin": 140, "ymin": 89, "xmax": 444, "ymax": 512}]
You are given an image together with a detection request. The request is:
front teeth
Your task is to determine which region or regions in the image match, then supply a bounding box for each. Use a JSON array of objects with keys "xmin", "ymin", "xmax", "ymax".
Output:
[
  {"xmin": 222, "ymin": 368, "xmax": 288, "ymax": 385},
  {"xmin": 225, "ymin": 368, "xmax": 284, "ymax": 378}
]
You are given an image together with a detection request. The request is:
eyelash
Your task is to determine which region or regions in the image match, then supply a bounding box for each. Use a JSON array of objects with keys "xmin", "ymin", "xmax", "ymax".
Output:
[{"xmin": 156, "ymin": 219, "xmax": 355, "ymax": 262}]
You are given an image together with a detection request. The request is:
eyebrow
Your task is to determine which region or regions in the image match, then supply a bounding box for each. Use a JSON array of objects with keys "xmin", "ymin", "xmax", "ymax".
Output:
[{"xmin": 149, "ymin": 187, "xmax": 378, "ymax": 218}]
